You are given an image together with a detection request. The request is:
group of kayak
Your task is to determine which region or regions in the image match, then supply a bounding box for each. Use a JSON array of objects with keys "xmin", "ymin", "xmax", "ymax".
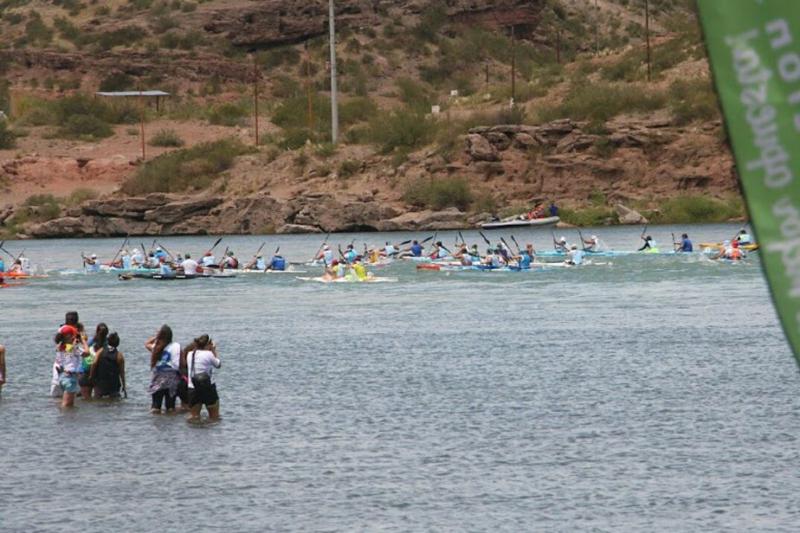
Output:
[
  {"xmin": 0, "ymin": 228, "xmax": 758, "ymax": 286},
  {"xmin": 81, "ymin": 238, "xmax": 291, "ymax": 280}
]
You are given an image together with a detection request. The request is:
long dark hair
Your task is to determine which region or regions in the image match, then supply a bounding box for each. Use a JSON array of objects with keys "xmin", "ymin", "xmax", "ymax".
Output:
[
  {"xmin": 150, "ymin": 324, "xmax": 173, "ymax": 368},
  {"xmin": 64, "ymin": 311, "xmax": 79, "ymax": 326},
  {"xmin": 93, "ymin": 323, "xmax": 109, "ymax": 349}
]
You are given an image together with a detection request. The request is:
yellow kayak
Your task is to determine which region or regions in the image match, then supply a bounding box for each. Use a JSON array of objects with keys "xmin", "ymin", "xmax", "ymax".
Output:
[{"xmin": 699, "ymin": 242, "xmax": 759, "ymax": 251}]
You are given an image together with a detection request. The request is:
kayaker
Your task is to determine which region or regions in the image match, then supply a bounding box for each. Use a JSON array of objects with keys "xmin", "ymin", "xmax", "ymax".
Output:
[
  {"xmin": 583, "ymin": 235, "xmax": 600, "ymax": 251},
  {"xmin": 316, "ymin": 244, "xmax": 335, "ymax": 265},
  {"xmin": 154, "ymin": 247, "xmax": 168, "ymax": 261},
  {"xmin": 566, "ymin": 245, "xmax": 584, "ymax": 266},
  {"xmin": 145, "ymin": 325, "xmax": 182, "ymax": 414},
  {"xmin": 91, "ymin": 332, "xmax": 126, "ymax": 399},
  {"xmin": 84, "ymin": 253, "xmax": 100, "ymax": 273},
  {"xmin": 121, "ymin": 250, "xmax": 132, "ymax": 270},
  {"xmin": 638, "ymin": 235, "xmax": 659, "ymax": 253},
  {"xmin": 53, "ymin": 325, "xmax": 89, "ymax": 408},
  {"xmin": 344, "ymin": 244, "xmax": 358, "ymax": 264},
  {"xmin": 245, "ymin": 254, "xmax": 267, "ymax": 270},
  {"xmin": 267, "ymin": 252, "xmax": 286, "ymax": 271},
  {"xmin": 719, "ymin": 240, "xmax": 745, "ymax": 260},
  {"xmin": 0, "ymin": 255, "xmax": 5, "ymax": 272},
  {"xmin": 676, "ymin": 233, "xmax": 693, "ymax": 252},
  {"xmin": 352, "ymin": 256, "xmax": 368, "ymax": 281},
  {"xmin": 430, "ymin": 241, "xmax": 449, "ymax": 260},
  {"xmin": 201, "ymin": 251, "xmax": 216, "ymax": 268},
  {"xmin": 131, "ymin": 248, "xmax": 145, "ymax": 267},
  {"xmin": 186, "ymin": 334, "xmax": 222, "ymax": 422},
  {"xmin": 383, "ymin": 242, "xmax": 398, "ymax": 257},
  {"xmin": 518, "ymin": 248, "xmax": 532, "ymax": 269},
  {"xmin": 179, "ymin": 253, "xmax": 199, "ymax": 276},
  {"xmin": 0, "ymin": 344, "xmax": 6, "ymax": 396},
  {"xmin": 454, "ymin": 244, "xmax": 472, "ymax": 266},
  {"xmin": 736, "ymin": 229, "xmax": 753, "ymax": 245},
  {"xmin": 159, "ymin": 257, "xmax": 176, "ymax": 278},
  {"xmin": 223, "ymin": 250, "xmax": 239, "ymax": 269},
  {"xmin": 497, "ymin": 242, "xmax": 511, "ymax": 262},
  {"xmin": 554, "ymin": 236, "xmax": 570, "ymax": 253},
  {"xmin": 525, "ymin": 243, "xmax": 536, "ymax": 263}
]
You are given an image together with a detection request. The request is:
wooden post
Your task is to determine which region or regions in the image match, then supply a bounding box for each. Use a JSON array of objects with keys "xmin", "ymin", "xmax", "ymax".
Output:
[
  {"xmin": 595, "ymin": 0, "xmax": 599, "ymax": 55},
  {"xmin": 306, "ymin": 41, "xmax": 314, "ymax": 133},
  {"xmin": 645, "ymin": 0, "xmax": 651, "ymax": 82},
  {"xmin": 253, "ymin": 56, "xmax": 260, "ymax": 146},
  {"xmin": 510, "ymin": 25, "xmax": 516, "ymax": 107},
  {"xmin": 556, "ymin": 27, "xmax": 561, "ymax": 64},
  {"xmin": 140, "ymin": 93, "xmax": 146, "ymax": 161}
]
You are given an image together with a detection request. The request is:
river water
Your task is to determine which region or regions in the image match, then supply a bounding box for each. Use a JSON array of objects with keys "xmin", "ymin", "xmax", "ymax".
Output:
[{"xmin": 1, "ymin": 224, "xmax": 798, "ymax": 532}]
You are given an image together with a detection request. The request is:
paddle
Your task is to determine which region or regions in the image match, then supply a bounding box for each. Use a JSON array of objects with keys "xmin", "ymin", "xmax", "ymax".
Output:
[
  {"xmin": 140, "ymin": 242, "xmax": 149, "ymax": 268},
  {"xmin": 206, "ymin": 237, "xmax": 223, "ymax": 257},
  {"xmin": 310, "ymin": 232, "xmax": 331, "ymax": 262},
  {"xmin": 510, "ymin": 235, "xmax": 522, "ymax": 255},
  {"xmin": 577, "ymin": 229, "xmax": 588, "ymax": 252},
  {"xmin": 458, "ymin": 231, "xmax": 465, "ymax": 245},
  {"xmin": 265, "ymin": 245, "xmax": 280, "ymax": 271},
  {"xmin": 107, "ymin": 235, "xmax": 130, "ymax": 267},
  {"xmin": 420, "ymin": 235, "xmax": 435, "ymax": 244},
  {"xmin": 399, "ymin": 239, "xmax": 412, "ymax": 246},
  {"xmin": 499, "ymin": 237, "xmax": 517, "ymax": 266},
  {"xmin": 672, "ymin": 232, "xmax": 680, "ymax": 252},
  {"xmin": 245, "ymin": 241, "xmax": 267, "ymax": 269},
  {"xmin": 479, "ymin": 231, "xmax": 491, "ymax": 246},
  {"xmin": 551, "ymin": 230, "xmax": 558, "ymax": 251}
]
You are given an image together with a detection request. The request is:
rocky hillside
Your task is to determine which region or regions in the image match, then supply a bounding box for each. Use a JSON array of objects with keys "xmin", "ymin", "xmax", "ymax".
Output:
[{"xmin": 0, "ymin": 0, "xmax": 742, "ymax": 238}]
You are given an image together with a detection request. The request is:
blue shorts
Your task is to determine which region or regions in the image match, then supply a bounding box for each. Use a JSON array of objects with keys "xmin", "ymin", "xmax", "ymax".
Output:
[{"xmin": 59, "ymin": 374, "xmax": 79, "ymax": 394}]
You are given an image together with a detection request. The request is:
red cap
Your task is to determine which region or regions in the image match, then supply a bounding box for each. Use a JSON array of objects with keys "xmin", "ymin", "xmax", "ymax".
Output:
[
  {"xmin": 732, "ymin": 240, "xmax": 739, "ymax": 248},
  {"xmin": 59, "ymin": 325, "xmax": 78, "ymax": 337}
]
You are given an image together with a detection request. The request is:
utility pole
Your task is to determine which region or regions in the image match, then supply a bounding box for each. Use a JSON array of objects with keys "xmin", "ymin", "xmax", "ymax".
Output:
[
  {"xmin": 253, "ymin": 55, "xmax": 260, "ymax": 146},
  {"xmin": 595, "ymin": 0, "xmax": 599, "ymax": 56},
  {"xmin": 645, "ymin": 0, "xmax": 651, "ymax": 82},
  {"xmin": 510, "ymin": 25, "xmax": 516, "ymax": 107},
  {"xmin": 329, "ymin": 0, "xmax": 339, "ymax": 145},
  {"xmin": 305, "ymin": 41, "xmax": 314, "ymax": 133}
]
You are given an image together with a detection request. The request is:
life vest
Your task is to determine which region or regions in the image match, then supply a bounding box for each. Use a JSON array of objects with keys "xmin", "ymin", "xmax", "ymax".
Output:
[{"xmin": 728, "ymin": 248, "xmax": 742, "ymax": 260}]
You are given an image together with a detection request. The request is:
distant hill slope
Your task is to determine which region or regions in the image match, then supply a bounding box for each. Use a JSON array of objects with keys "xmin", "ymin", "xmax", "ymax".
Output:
[{"xmin": 0, "ymin": 0, "xmax": 742, "ymax": 238}]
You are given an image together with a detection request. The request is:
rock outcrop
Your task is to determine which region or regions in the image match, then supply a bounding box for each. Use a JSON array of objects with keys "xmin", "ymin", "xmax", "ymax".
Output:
[{"xmin": 204, "ymin": 0, "xmax": 546, "ymax": 49}]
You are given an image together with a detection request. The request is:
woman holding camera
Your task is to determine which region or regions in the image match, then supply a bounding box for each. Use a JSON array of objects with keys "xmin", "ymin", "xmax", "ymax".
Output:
[{"xmin": 185, "ymin": 334, "xmax": 221, "ymax": 422}]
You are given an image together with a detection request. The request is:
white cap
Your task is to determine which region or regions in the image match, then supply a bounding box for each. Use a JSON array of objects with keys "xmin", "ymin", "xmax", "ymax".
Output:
[
  {"xmin": 560, "ymin": 237, "xmax": 566, "ymax": 242},
  {"xmin": 91, "ymin": 254, "xmax": 97, "ymax": 259},
  {"xmin": 132, "ymin": 248, "xmax": 140, "ymax": 254},
  {"xmin": 591, "ymin": 235, "xmax": 597, "ymax": 240}
]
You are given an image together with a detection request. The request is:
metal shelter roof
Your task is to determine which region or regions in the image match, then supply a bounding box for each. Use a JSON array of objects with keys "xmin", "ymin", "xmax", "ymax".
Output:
[{"xmin": 95, "ymin": 91, "xmax": 170, "ymax": 97}]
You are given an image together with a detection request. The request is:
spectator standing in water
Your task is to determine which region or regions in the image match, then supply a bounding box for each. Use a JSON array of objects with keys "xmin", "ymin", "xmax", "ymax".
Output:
[
  {"xmin": 145, "ymin": 325, "xmax": 182, "ymax": 414},
  {"xmin": 185, "ymin": 335, "xmax": 222, "ymax": 422}
]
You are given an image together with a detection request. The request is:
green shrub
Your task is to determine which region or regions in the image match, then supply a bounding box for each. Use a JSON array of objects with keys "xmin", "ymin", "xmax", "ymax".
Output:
[
  {"xmin": 650, "ymin": 195, "xmax": 744, "ymax": 224},
  {"xmin": 99, "ymin": 72, "xmax": 136, "ymax": 92},
  {"xmin": 65, "ymin": 188, "xmax": 99, "ymax": 205},
  {"xmin": 149, "ymin": 128, "xmax": 184, "ymax": 147},
  {"xmin": 369, "ymin": 109, "xmax": 437, "ymax": 153},
  {"xmin": 403, "ymin": 177, "xmax": 473, "ymax": 211},
  {"xmin": 0, "ymin": 121, "xmax": 16, "ymax": 149},
  {"xmin": 24, "ymin": 11, "xmax": 53, "ymax": 46},
  {"xmin": 121, "ymin": 138, "xmax": 252, "ymax": 194},
  {"xmin": 668, "ymin": 78, "xmax": 719, "ymax": 126},
  {"xmin": 60, "ymin": 115, "xmax": 114, "ymax": 139},
  {"xmin": 413, "ymin": 5, "xmax": 447, "ymax": 42},
  {"xmin": 559, "ymin": 206, "xmax": 617, "ymax": 226},
  {"xmin": 337, "ymin": 159, "xmax": 360, "ymax": 179},
  {"xmin": 536, "ymin": 81, "xmax": 666, "ymax": 126},
  {"xmin": 21, "ymin": 194, "xmax": 61, "ymax": 221},
  {"xmin": 207, "ymin": 102, "xmax": 248, "ymax": 126}
]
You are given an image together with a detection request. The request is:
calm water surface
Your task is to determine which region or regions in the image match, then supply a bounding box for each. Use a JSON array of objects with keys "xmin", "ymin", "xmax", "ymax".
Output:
[{"xmin": 1, "ymin": 224, "xmax": 798, "ymax": 532}]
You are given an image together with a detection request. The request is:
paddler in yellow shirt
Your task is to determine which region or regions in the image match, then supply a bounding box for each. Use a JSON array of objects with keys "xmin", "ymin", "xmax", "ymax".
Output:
[{"xmin": 351, "ymin": 256, "xmax": 368, "ymax": 281}]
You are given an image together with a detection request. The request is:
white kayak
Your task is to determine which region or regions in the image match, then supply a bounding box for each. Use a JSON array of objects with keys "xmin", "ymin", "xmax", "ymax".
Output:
[
  {"xmin": 296, "ymin": 275, "xmax": 398, "ymax": 284},
  {"xmin": 481, "ymin": 215, "xmax": 560, "ymax": 229}
]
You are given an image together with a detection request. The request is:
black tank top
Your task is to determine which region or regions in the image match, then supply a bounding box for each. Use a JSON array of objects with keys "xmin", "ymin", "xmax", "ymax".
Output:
[{"xmin": 95, "ymin": 346, "xmax": 120, "ymax": 393}]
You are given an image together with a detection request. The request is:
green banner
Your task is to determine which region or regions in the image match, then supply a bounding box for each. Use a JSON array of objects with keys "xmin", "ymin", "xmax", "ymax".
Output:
[{"xmin": 697, "ymin": 0, "xmax": 800, "ymax": 362}]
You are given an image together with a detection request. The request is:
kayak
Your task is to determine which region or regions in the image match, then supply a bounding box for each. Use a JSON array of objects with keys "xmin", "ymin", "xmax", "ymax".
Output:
[
  {"xmin": 296, "ymin": 275, "xmax": 397, "ymax": 283},
  {"xmin": 481, "ymin": 215, "xmax": 560, "ymax": 229},
  {"xmin": 699, "ymin": 242, "xmax": 759, "ymax": 252},
  {"xmin": 1, "ymin": 271, "xmax": 48, "ymax": 279},
  {"xmin": 119, "ymin": 273, "xmax": 236, "ymax": 281},
  {"xmin": 237, "ymin": 269, "xmax": 307, "ymax": 274},
  {"xmin": 418, "ymin": 261, "xmax": 576, "ymax": 272}
]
